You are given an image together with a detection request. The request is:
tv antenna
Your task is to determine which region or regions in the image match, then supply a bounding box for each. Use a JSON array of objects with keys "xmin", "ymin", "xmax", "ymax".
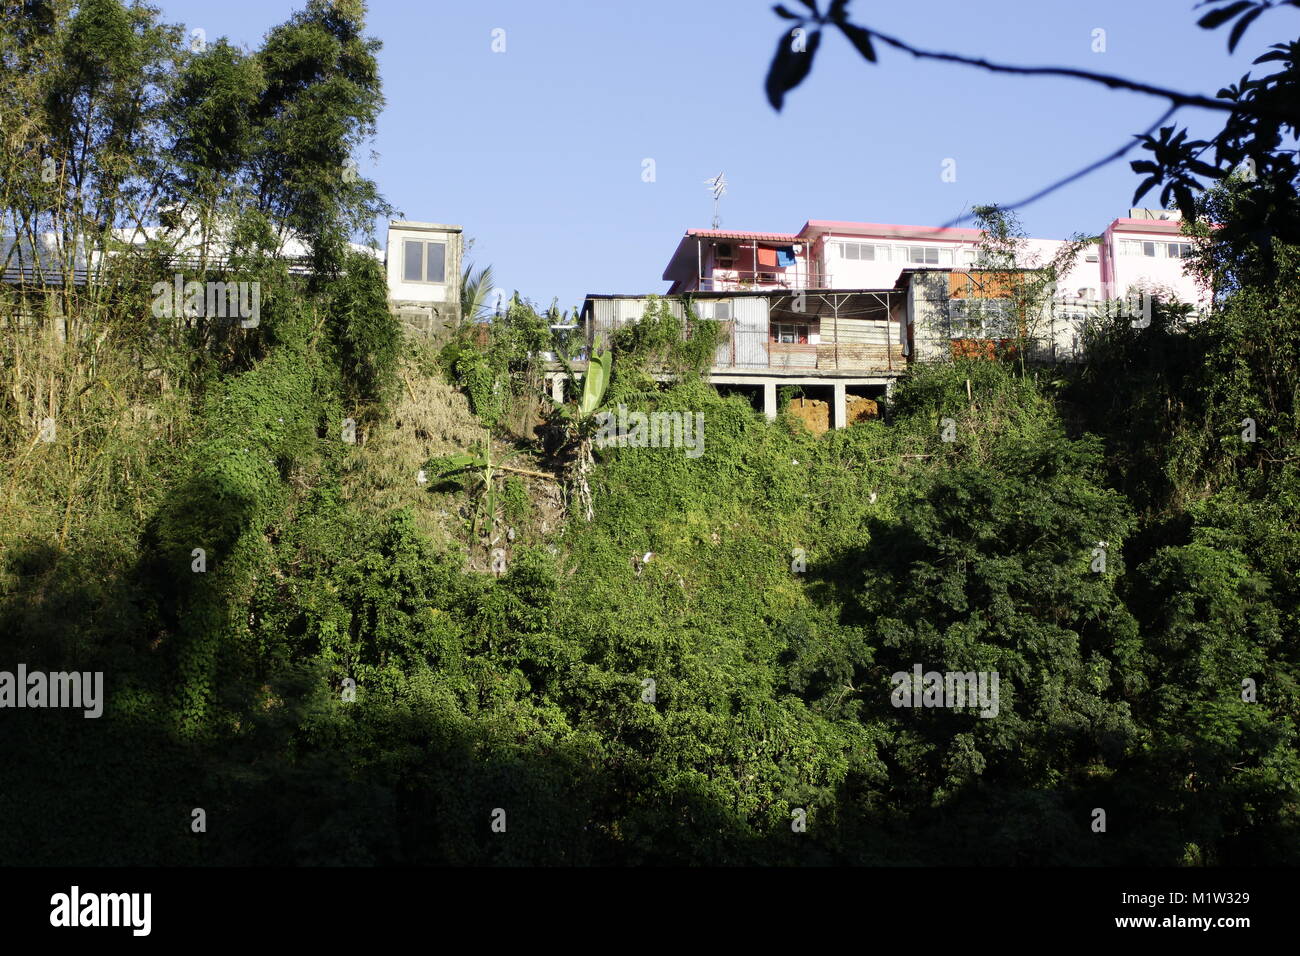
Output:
[{"xmin": 704, "ymin": 172, "xmax": 727, "ymax": 229}]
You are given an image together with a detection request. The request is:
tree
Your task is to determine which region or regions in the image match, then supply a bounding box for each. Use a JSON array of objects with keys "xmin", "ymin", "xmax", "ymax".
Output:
[
  {"xmin": 460, "ymin": 261, "xmax": 496, "ymax": 324},
  {"xmin": 966, "ymin": 205, "xmax": 1091, "ymax": 371},
  {"xmin": 763, "ymin": 0, "xmax": 1300, "ymax": 255},
  {"xmin": 250, "ymin": 0, "xmax": 391, "ymax": 275}
]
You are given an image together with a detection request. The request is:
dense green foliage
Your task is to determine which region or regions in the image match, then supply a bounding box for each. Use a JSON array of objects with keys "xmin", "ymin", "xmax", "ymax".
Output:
[
  {"xmin": 5, "ymin": 293, "xmax": 1299, "ymax": 862},
  {"xmin": 1, "ymin": 1, "xmax": 1297, "ymax": 867}
]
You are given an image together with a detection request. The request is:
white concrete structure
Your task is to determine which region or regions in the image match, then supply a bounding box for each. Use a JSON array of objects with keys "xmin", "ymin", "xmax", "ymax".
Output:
[
  {"xmin": 663, "ymin": 210, "xmax": 1211, "ymax": 314},
  {"xmin": 384, "ymin": 221, "xmax": 462, "ymax": 336}
]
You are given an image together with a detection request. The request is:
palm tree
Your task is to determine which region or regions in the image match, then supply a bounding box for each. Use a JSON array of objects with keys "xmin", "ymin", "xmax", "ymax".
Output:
[{"xmin": 460, "ymin": 262, "xmax": 496, "ymax": 325}]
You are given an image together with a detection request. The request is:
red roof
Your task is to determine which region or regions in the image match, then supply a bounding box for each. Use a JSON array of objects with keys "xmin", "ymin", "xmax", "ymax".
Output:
[{"xmin": 684, "ymin": 229, "xmax": 800, "ymax": 242}]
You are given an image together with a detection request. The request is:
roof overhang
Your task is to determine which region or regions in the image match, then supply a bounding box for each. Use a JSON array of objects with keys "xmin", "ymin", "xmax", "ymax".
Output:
[
  {"xmin": 662, "ymin": 229, "xmax": 803, "ymax": 282},
  {"xmin": 1105, "ymin": 218, "xmax": 1186, "ymax": 235},
  {"xmin": 800, "ymin": 220, "xmax": 985, "ymax": 242}
]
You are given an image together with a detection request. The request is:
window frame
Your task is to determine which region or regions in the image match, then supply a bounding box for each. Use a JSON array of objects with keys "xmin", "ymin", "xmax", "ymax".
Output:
[
  {"xmin": 949, "ymin": 298, "xmax": 1016, "ymax": 340},
  {"xmin": 771, "ymin": 322, "xmax": 810, "ymax": 344},
  {"xmin": 402, "ymin": 238, "xmax": 447, "ymax": 284}
]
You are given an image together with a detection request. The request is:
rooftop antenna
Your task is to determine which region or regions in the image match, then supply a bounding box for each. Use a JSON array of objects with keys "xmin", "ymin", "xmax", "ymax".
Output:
[{"xmin": 704, "ymin": 172, "xmax": 727, "ymax": 229}]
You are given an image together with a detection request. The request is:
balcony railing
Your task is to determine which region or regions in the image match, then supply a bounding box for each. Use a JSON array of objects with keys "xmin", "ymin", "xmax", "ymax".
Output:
[
  {"xmin": 713, "ymin": 331, "xmax": 905, "ymax": 372},
  {"xmin": 768, "ymin": 342, "xmax": 818, "ymax": 368},
  {"xmin": 697, "ymin": 269, "xmax": 834, "ymax": 292}
]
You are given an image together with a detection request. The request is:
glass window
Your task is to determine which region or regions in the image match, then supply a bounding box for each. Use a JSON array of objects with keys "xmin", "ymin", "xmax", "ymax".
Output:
[
  {"xmin": 1142, "ymin": 241, "xmax": 1157, "ymax": 257},
  {"xmin": 949, "ymin": 299, "xmax": 1015, "ymax": 339},
  {"xmin": 403, "ymin": 240, "xmax": 424, "ymax": 282},
  {"xmin": 403, "ymin": 239, "xmax": 447, "ymax": 283},
  {"xmin": 840, "ymin": 242, "xmax": 877, "ymax": 261},
  {"xmin": 1168, "ymin": 242, "xmax": 1193, "ymax": 259},
  {"xmin": 714, "ymin": 300, "xmax": 731, "ymax": 321},
  {"xmin": 425, "ymin": 241, "xmax": 446, "ymax": 282},
  {"xmin": 771, "ymin": 323, "xmax": 809, "ymax": 344}
]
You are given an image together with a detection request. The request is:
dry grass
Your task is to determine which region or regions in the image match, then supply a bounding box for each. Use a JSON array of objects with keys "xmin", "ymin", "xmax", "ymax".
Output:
[
  {"xmin": 0, "ymin": 319, "xmax": 192, "ymax": 565},
  {"xmin": 340, "ymin": 351, "xmax": 490, "ymax": 549}
]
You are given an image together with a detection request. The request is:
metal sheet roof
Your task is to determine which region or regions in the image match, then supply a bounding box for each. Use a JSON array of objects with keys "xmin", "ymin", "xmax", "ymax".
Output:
[{"xmin": 684, "ymin": 229, "xmax": 801, "ymax": 242}]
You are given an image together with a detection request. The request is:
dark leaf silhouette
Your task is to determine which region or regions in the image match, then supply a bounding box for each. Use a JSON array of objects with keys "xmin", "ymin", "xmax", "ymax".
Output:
[
  {"xmin": 1197, "ymin": 1, "xmax": 1256, "ymax": 32},
  {"xmin": 838, "ymin": 21, "xmax": 877, "ymax": 63},
  {"xmin": 766, "ymin": 28, "xmax": 822, "ymax": 110},
  {"xmin": 1228, "ymin": 6, "xmax": 1265, "ymax": 52}
]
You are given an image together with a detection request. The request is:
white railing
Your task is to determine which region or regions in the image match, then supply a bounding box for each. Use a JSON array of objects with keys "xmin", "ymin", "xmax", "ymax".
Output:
[{"xmin": 698, "ymin": 269, "xmax": 834, "ymax": 292}]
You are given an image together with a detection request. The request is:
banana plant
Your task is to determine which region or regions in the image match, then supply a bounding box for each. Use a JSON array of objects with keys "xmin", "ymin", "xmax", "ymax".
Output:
[
  {"xmin": 554, "ymin": 347, "xmax": 612, "ymax": 422},
  {"xmin": 427, "ymin": 441, "xmax": 554, "ymax": 537},
  {"xmin": 549, "ymin": 349, "xmax": 613, "ymax": 522}
]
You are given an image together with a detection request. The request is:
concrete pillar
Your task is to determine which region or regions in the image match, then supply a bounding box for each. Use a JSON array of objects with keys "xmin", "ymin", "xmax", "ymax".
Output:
[
  {"xmin": 551, "ymin": 374, "xmax": 565, "ymax": 404},
  {"xmin": 763, "ymin": 382, "xmax": 777, "ymax": 420},
  {"xmin": 833, "ymin": 383, "xmax": 847, "ymax": 429}
]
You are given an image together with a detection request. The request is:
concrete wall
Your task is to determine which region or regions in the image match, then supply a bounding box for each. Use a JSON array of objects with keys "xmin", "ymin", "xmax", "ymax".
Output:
[
  {"xmin": 386, "ymin": 221, "xmax": 462, "ymax": 336},
  {"xmin": 1102, "ymin": 223, "xmax": 1208, "ymax": 309},
  {"xmin": 819, "ymin": 234, "xmax": 970, "ymax": 289}
]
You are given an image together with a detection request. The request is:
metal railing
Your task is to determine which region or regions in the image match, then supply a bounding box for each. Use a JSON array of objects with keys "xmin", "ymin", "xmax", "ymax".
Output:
[
  {"xmin": 697, "ymin": 269, "xmax": 834, "ymax": 292},
  {"xmin": 713, "ymin": 329, "xmax": 904, "ymax": 372},
  {"xmin": 2, "ymin": 252, "xmax": 317, "ymax": 288}
]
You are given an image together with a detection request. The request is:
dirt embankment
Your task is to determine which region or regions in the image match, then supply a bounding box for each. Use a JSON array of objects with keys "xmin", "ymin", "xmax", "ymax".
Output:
[{"xmin": 785, "ymin": 395, "xmax": 879, "ymax": 435}]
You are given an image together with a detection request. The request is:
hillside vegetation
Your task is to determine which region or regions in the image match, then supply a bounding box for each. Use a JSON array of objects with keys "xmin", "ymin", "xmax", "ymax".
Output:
[{"xmin": 1, "ymin": 0, "xmax": 1297, "ymax": 865}]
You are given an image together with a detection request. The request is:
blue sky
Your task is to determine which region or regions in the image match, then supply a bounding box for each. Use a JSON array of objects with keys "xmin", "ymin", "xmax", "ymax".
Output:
[{"xmin": 154, "ymin": 0, "xmax": 1254, "ymax": 311}]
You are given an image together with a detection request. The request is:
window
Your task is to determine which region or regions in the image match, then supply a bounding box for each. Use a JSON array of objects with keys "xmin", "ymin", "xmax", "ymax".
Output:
[
  {"xmin": 1168, "ymin": 242, "xmax": 1193, "ymax": 259},
  {"xmin": 1119, "ymin": 239, "xmax": 1141, "ymax": 256},
  {"xmin": 713, "ymin": 300, "xmax": 732, "ymax": 321},
  {"xmin": 771, "ymin": 322, "xmax": 810, "ymax": 344},
  {"xmin": 949, "ymin": 299, "xmax": 1015, "ymax": 339},
  {"xmin": 403, "ymin": 239, "xmax": 446, "ymax": 283},
  {"xmin": 899, "ymin": 245, "xmax": 942, "ymax": 265},
  {"xmin": 716, "ymin": 243, "xmax": 733, "ymax": 258},
  {"xmin": 1142, "ymin": 241, "xmax": 1158, "ymax": 257},
  {"xmin": 838, "ymin": 242, "xmax": 879, "ymax": 261}
]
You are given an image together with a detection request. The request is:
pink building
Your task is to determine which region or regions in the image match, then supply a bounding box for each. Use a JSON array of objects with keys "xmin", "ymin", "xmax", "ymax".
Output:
[{"xmin": 662, "ymin": 209, "xmax": 1210, "ymax": 312}]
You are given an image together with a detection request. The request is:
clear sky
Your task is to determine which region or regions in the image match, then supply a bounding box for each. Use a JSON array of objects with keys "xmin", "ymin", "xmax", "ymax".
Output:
[{"xmin": 152, "ymin": 0, "xmax": 1252, "ymax": 311}]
